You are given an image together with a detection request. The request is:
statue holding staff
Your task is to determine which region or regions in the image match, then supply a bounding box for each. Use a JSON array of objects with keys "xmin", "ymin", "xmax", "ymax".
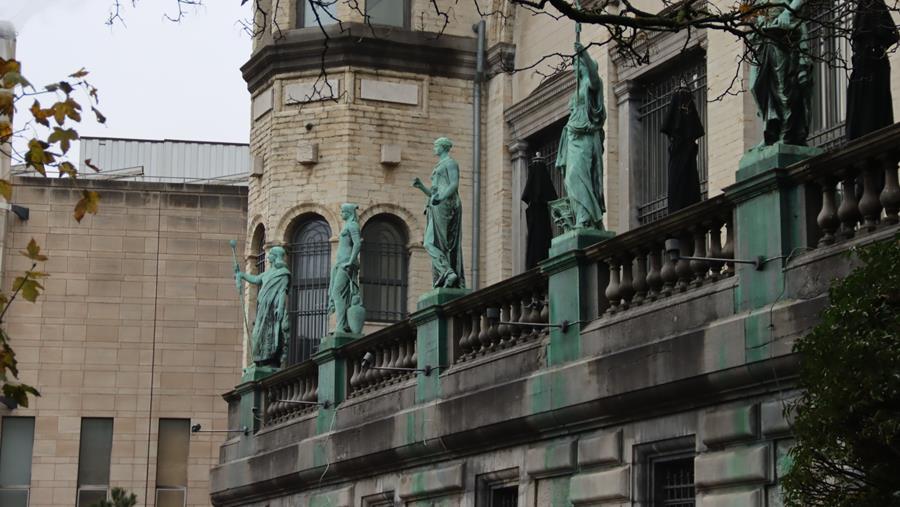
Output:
[
  {"xmin": 555, "ymin": 40, "xmax": 607, "ymax": 230},
  {"xmin": 234, "ymin": 246, "xmax": 291, "ymax": 368},
  {"xmin": 328, "ymin": 203, "xmax": 365, "ymax": 334},
  {"xmin": 413, "ymin": 137, "xmax": 466, "ymax": 289}
]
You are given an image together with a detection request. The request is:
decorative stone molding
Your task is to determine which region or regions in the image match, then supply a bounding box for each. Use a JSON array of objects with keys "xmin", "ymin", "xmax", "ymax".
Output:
[
  {"xmin": 504, "ymin": 70, "xmax": 574, "ymax": 141},
  {"xmin": 241, "ymin": 23, "xmax": 477, "ymax": 93},
  {"xmin": 486, "ymin": 42, "xmax": 516, "ymax": 79},
  {"xmin": 274, "ymin": 203, "xmax": 339, "ymax": 243}
]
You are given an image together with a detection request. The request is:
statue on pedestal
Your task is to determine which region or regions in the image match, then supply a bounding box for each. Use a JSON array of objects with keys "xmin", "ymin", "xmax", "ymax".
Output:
[
  {"xmin": 328, "ymin": 203, "xmax": 365, "ymax": 335},
  {"xmin": 413, "ymin": 137, "xmax": 466, "ymax": 289},
  {"xmin": 748, "ymin": 0, "xmax": 813, "ymax": 146},
  {"xmin": 555, "ymin": 41, "xmax": 607, "ymax": 231},
  {"xmin": 234, "ymin": 246, "xmax": 291, "ymax": 368}
]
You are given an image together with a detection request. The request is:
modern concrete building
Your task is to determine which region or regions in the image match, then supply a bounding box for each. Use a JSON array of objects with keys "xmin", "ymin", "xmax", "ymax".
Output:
[{"xmin": 208, "ymin": 2, "xmax": 900, "ymax": 507}]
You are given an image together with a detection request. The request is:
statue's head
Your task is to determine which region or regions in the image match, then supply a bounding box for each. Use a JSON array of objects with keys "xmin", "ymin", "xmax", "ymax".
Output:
[
  {"xmin": 433, "ymin": 137, "xmax": 453, "ymax": 156},
  {"xmin": 340, "ymin": 203, "xmax": 359, "ymax": 222},
  {"xmin": 268, "ymin": 246, "xmax": 287, "ymax": 269}
]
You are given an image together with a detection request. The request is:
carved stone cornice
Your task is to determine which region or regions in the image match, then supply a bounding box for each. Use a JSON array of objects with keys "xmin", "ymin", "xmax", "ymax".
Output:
[
  {"xmin": 486, "ymin": 42, "xmax": 516, "ymax": 79},
  {"xmin": 504, "ymin": 70, "xmax": 574, "ymax": 141},
  {"xmin": 241, "ymin": 23, "xmax": 477, "ymax": 93}
]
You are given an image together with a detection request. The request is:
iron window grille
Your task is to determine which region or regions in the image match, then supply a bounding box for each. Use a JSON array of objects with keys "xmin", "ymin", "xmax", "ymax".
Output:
[
  {"xmin": 288, "ymin": 217, "xmax": 332, "ymax": 365},
  {"xmin": 490, "ymin": 486, "xmax": 518, "ymax": 507},
  {"xmin": 636, "ymin": 55, "xmax": 709, "ymax": 226},
  {"xmin": 255, "ymin": 229, "xmax": 266, "ymax": 274},
  {"xmin": 651, "ymin": 454, "xmax": 696, "ymax": 507},
  {"xmin": 360, "ymin": 216, "xmax": 409, "ymax": 322},
  {"xmin": 807, "ymin": 0, "xmax": 853, "ymax": 150}
]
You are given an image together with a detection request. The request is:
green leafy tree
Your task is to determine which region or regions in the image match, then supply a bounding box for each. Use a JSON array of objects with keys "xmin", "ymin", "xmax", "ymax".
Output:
[
  {"xmin": 91, "ymin": 488, "xmax": 138, "ymax": 507},
  {"xmin": 783, "ymin": 235, "xmax": 900, "ymax": 506}
]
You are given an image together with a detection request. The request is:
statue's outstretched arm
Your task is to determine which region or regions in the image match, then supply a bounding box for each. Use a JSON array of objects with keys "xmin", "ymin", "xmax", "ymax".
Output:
[{"xmin": 237, "ymin": 271, "xmax": 262, "ymax": 286}]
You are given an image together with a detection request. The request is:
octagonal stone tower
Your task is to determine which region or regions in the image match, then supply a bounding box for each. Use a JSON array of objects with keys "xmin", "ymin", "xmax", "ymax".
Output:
[{"xmin": 242, "ymin": 1, "xmax": 516, "ymax": 366}]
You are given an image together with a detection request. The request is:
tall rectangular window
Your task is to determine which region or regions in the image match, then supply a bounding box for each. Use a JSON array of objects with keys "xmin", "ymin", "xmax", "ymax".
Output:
[
  {"xmin": 365, "ymin": 0, "xmax": 409, "ymax": 28},
  {"xmin": 807, "ymin": 0, "xmax": 852, "ymax": 150},
  {"xmin": 636, "ymin": 55, "xmax": 708, "ymax": 225},
  {"xmin": 156, "ymin": 419, "xmax": 190, "ymax": 507},
  {"xmin": 0, "ymin": 417, "xmax": 35, "ymax": 507},
  {"xmin": 297, "ymin": 0, "xmax": 338, "ymax": 28},
  {"xmin": 77, "ymin": 418, "xmax": 114, "ymax": 507}
]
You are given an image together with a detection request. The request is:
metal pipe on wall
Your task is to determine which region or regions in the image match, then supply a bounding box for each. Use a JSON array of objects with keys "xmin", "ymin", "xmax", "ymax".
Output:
[{"xmin": 471, "ymin": 19, "xmax": 485, "ymax": 290}]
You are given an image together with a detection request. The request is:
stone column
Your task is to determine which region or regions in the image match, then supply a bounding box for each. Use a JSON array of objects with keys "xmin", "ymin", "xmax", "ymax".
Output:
[
  {"xmin": 410, "ymin": 288, "xmax": 469, "ymax": 402},
  {"xmin": 614, "ymin": 81, "xmax": 642, "ymax": 232},
  {"xmin": 509, "ymin": 140, "xmax": 529, "ymax": 275}
]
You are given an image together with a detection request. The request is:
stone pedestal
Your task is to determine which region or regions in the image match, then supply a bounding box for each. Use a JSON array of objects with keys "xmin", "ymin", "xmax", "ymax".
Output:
[
  {"xmin": 737, "ymin": 143, "xmax": 822, "ymax": 182},
  {"xmin": 541, "ymin": 228, "xmax": 615, "ymax": 366},
  {"xmin": 728, "ymin": 144, "xmax": 819, "ymax": 362},
  {"xmin": 241, "ymin": 363, "xmax": 278, "ymax": 383},
  {"xmin": 412, "ymin": 287, "xmax": 471, "ymax": 402},
  {"xmin": 313, "ymin": 332, "xmax": 360, "ymax": 434},
  {"xmin": 233, "ymin": 381, "xmax": 259, "ymax": 453}
]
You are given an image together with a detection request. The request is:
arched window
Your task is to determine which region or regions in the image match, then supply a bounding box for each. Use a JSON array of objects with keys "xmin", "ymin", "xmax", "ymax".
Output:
[
  {"xmin": 360, "ymin": 215, "xmax": 409, "ymax": 322},
  {"xmin": 252, "ymin": 224, "xmax": 266, "ymax": 274},
  {"xmin": 287, "ymin": 216, "xmax": 331, "ymax": 364}
]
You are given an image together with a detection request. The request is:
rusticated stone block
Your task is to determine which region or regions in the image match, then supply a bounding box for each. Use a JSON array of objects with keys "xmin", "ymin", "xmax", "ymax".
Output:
[
  {"xmin": 695, "ymin": 444, "xmax": 770, "ymax": 489},
  {"xmin": 569, "ymin": 466, "xmax": 630, "ymax": 504},
  {"xmin": 526, "ymin": 440, "xmax": 577, "ymax": 477},
  {"xmin": 697, "ymin": 488, "xmax": 763, "ymax": 507},
  {"xmin": 309, "ymin": 486, "xmax": 353, "ymax": 507},
  {"xmin": 761, "ymin": 399, "xmax": 795, "ymax": 436},
  {"xmin": 578, "ymin": 429, "xmax": 622, "ymax": 467},
  {"xmin": 398, "ymin": 463, "xmax": 465, "ymax": 500},
  {"xmin": 701, "ymin": 404, "xmax": 758, "ymax": 446}
]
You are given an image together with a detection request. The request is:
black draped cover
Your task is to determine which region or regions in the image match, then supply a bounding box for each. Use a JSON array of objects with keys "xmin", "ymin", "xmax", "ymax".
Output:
[
  {"xmin": 846, "ymin": 0, "xmax": 899, "ymax": 141},
  {"xmin": 522, "ymin": 160, "xmax": 558, "ymax": 269},
  {"xmin": 661, "ymin": 88, "xmax": 705, "ymax": 214}
]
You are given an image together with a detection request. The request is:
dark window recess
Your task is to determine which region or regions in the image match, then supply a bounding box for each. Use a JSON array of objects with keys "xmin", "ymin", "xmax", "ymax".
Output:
[
  {"xmin": 652, "ymin": 457, "xmax": 695, "ymax": 507},
  {"xmin": 637, "ymin": 56, "xmax": 708, "ymax": 225},
  {"xmin": 255, "ymin": 227, "xmax": 266, "ymax": 274},
  {"xmin": 288, "ymin": 217, "xmax": 332, "ymax": 364},
  {"xmin": 361, "ymin": 216, "xmax": 409, "ymax": 322},
  {"xmin": 491, "ymin": 486, "xmax": 518, "ymax": 507},
  {"xmin": 527, "ymin": 119, "xmax": 568, "ymax": 237},
  {"xmin": 807, "ymin": 0, "xmax": 851, "ymax": 150}
]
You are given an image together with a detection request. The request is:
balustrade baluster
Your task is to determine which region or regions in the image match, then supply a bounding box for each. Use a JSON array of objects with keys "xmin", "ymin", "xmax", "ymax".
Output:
[
  {"xmin": 477, "ymin": 312, "xmax": 490, "ymax": 353},
  {"xmin": 486, "ymin": 307, "xmax": 501, "ymax": 351},
  {"xmin": 632, "ymin": 250, "xmax": 648, "ymax": 306},
  {"xmin": 838, "ymin": 168, "xmax": 861, "ymax": 238},
  {"xmin": 690, "ymin": 226, "xmax": 710, "ymax": 286},
  {"xmin": 722, "ymin": 218, "xmax": 735, "ymax": 276},
  {"xmin": 646, "ymin": 246, "xmax": 663, "ymax": 301},
  {"xmin": 707, "ymin": 220, "xmax": 723, "ymax": 281},
  {"xmin": 816, "ymin": 177, "xmax": 839, "ymax": 245},
  {"xmin": 660, "ymin": 245, "xmax": 677, "ymax": 297},
  {"xmin": 349, "ymin": 361, "xmax": 360, "ymax": 393},
  {"xmin": 527, "ymin": 295, "xmax": 542, "ymax": 323},
  {"xmin": 498, "ymin": 302, "xmax": 511, "ymax": 347},
  {"xmin": 539, "ymin": 294, "xmax": 549, "ymax": 323},
  {"xmin": 675, "ymin": 233, "xmax": 692, "ymax": 292},
  {"xmin": 509, "ymin": 297, "xmax": 522, "ymax": 341},
  {"xmin": 619, "ymin": 254, "xmax": 635, "ymax": 310},
  {"xmin": 859, "ymin": 159, "xmax": 883, "ymax": 233},
  {"xmin": 605, "ymin": 258, "xmax": 621, "ymax": 313},
  {"xmin": 880, "ymin": 152, "xmax": 900, "ymax": 225}
]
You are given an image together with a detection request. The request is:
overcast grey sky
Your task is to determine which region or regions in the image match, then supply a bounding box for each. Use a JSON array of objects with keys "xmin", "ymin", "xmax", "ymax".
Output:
[{"xmin": 5, "ymin": 0, "xmax": 252, "ymax": 150}]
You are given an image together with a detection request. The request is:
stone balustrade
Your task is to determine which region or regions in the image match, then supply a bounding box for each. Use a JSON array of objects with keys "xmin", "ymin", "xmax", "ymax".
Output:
[
  {"xmin": 444, "ymin": 270, "xmax": 549, "ymax": 363},
  {"xmin": 259, "ymin": 360, "xmax": 319, "ymax": 428},
  {"xmin": 345, "ymin": 321, "xmax": 418, "ymax": 399}
]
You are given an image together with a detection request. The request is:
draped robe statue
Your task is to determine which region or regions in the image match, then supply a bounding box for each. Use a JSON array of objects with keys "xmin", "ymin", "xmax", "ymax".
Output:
[
  {"xmin": 413, "ymin": 137, "xmax": 466, "ymax": 289},
  {"xmin": 235, "ymin": 246, "xmax": 291, "ymax": 368},
  {"xmin": 555, "ymin": 42, "xmax": 606, "ymax": 230}
]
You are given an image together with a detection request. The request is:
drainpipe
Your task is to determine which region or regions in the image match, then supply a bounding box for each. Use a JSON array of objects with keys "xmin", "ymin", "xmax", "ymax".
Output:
[
  {"xmin": 471, "ymin": 19, "xmax": 485, "ymax": 290},
  {"xmin": 0, "ymin": 22, "xmax": 16, "ymax": 291}
]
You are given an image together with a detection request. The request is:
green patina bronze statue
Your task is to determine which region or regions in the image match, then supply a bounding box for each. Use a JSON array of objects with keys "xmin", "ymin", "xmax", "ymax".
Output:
[
  {"xmin": 413, "ymin": 137, "xmax": 466, "ymax": 289},
  {"xmin": 234, "ymin": 246, "xmax": 291, "ymax": 368},
  {"xmin": 749, "ymin": 0, "xmax": 813, "ymax": 146},
  {"xmin": 328, "ymin": 203, "xmax": 365, "ymax": 334},
  {"xmin": 555, "ymin": 41, "xmax": 606, "ymax": 231}
]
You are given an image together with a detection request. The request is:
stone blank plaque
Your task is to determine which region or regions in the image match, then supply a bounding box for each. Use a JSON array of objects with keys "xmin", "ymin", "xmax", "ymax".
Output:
[
  {"xmin": 381, "ymin": 144, "xmax": 402, "ymax": 166},
  {"xmin": 251, "ymin": 87, "xmax": 273, "ymax": 120},
  {"xmin": 297, "ymin": 143, "xmax": 319, "ymax": 165},
  {"xmin": 251, "ymin": 155, "xmax": 264, "ymax": 177},
  {"xmin": 284, "ymin": 79, "xmax": 340, "ymax": 104},
  {"xmin": 360, "ymin": 79, "xmax": 419, "ymax": 105}
]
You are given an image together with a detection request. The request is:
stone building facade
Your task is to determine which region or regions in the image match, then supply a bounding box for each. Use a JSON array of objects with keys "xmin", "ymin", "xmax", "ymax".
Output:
[
  {"xmin": 0, "ymin": 177, "xmax": 247, "ymax": 507},
  {"xmin": 211, "ymin": 1, "xmax": 900, "ymax": 507}
]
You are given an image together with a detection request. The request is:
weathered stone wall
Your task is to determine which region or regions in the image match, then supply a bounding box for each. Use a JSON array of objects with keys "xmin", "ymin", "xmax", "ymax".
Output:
[
  {"xmin": 247, "ymin": 66, "xmax": 475, "ymax": 314},
  {"xmin": 0, "ymin": 178, "xmax": 246, "ymax": 507}
]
